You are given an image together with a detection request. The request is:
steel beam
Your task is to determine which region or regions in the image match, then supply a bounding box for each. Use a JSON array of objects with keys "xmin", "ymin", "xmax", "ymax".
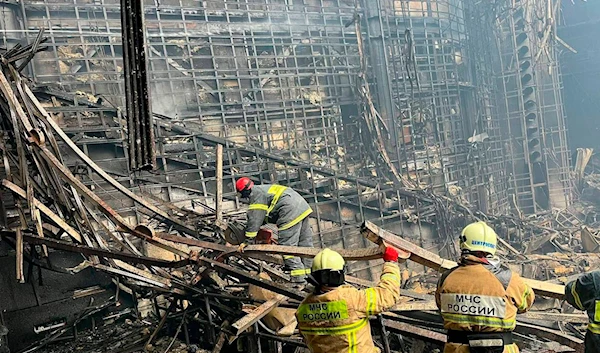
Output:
[
  {"xmin": 120, "ymin": 0, "xmax": 155, "ymax": 170},
  {"xmin": 18, "ymin": 233, "xmax": 190, "ymax": 268}
]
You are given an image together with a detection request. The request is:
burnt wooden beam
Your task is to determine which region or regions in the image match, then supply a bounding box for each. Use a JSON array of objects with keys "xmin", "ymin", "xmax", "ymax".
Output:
[
  {"xmin": 361, "ymin": 220, "xmax": 565, "ymax": 299},
  {"xmin": 160, "ymin": 232, "xmax": 385, "ymax": 261},
  {"xmin": 382, "ymin": 319, "xmax": 446, "ymax": 344}
]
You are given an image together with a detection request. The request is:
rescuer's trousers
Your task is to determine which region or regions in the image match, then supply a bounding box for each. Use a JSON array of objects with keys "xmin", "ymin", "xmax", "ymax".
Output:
[
  {"xmin": 584, "ymin": 331, "xmax": 600, "ymax": 353},
  {"xmin": 279, "ymin": 217, "xmax": 313, "ymax": 282}
]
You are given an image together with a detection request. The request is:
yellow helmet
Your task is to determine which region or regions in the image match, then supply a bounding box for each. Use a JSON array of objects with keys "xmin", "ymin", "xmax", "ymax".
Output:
[
  {"xmin": 312, "ymin": 248, "xmax": 345, "ymax": 272},
  {"xmin": 460, "ymin": 221, "xmax": 498, "ymax": 256}
]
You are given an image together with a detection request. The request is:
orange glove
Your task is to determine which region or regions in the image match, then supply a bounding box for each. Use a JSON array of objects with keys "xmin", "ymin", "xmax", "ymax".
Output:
[{"xmin": 383, "ymin": 247, "xmax": 399, "ymax": 262}]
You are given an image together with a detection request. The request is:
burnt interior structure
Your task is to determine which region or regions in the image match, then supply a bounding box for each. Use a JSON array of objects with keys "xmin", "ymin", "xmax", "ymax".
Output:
[{"xmin": 0, "ymin": 0, "xmax": 583, "ymax": 352}]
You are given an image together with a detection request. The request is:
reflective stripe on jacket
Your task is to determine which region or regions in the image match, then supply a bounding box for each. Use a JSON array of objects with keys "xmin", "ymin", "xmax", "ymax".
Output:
[
  {"xmin": 435, "ymin": 263, "xmax": 534, "ymax": 353},
  {"xmin": 295, "ymin": 262, "xmax": 401, "ymax": 353},
  {"xmin": 565, "ymin": 271, "xmax": 600, "ymax": 353},
  {"xmin": 245, "ymin": 184, "xmax": 312, "ymax": 238}
]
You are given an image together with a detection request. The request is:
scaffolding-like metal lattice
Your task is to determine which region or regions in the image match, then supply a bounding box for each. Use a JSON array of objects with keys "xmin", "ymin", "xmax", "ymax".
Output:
[{"xmin": 0, "ymin": 0, "xmax": 571, "ymax": 277}]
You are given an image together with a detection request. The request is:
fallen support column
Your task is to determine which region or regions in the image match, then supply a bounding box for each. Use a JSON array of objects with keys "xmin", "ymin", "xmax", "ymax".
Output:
[
  {"xmin": 361, "ymin": 221, "xmax": 565, "ymax": 299},
  {"xmin": 15, "ymin": 233, "xmax": 190, "ymax": 268}
]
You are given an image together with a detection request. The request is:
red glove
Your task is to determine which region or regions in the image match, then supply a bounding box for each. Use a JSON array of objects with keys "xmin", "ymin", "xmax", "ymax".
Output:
[{"xmin": 383, "ymin": 247, "xmax": 399, "ymax": 262}]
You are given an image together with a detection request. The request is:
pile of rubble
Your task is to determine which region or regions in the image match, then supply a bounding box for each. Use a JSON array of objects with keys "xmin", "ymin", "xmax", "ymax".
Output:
[{"xmin": 0, "ymin": 39, "xmax": 594, "ymax": 353}]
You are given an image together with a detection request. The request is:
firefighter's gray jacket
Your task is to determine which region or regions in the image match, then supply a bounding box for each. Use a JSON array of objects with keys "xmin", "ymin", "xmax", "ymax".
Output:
[
  {"xmin": 244, "ymin": 184, "xmax": 312, "ymax": 239},
  {"xmin": 565, "ymin": 271, "xmax": 600, "ymax": 353}
]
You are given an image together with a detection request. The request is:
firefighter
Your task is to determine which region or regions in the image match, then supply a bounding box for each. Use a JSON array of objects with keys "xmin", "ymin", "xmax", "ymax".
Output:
[
  {"xmin": 235, "ymin": 177, "xmax": 314, "ymax": 284},
  {"xmin": 435, "ymin": 221, "xmax": 535, "ymax": 353},
  {"xmin": 295, "ymin": 247, "xmax": 401, "ymax": 353},
  {"xmin": 565, "ymin": 271, "xmax": 600, "ymax": 353}
]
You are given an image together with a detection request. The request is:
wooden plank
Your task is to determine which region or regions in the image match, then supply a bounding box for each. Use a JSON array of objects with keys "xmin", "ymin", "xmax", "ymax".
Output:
[
  {"xmin": 215, "ymin": 143, "xmax": 224, "ymax": 227},
  {"xmin": 15, "ymin": 228, "xmax": 24, "ymax": 283},
  {"xmin": 93, "ymin": 263, "xmax": 169, "ymax": 289},
  {"xmin": 231, "ymin": 294, "xmax": 287, "ymax": 337},
  {"xmin": 362, "ymin": 221, "xmax": 457, "ymax": 271},
  {"xmin": 243, "ymin": 244, "xmax": 384, "ymax": 261},
  {"xmin": 159, "ymin": 232, "xmax": 385, "ymax": 261},
  {"xmin": 521, "ymin": 278, "xmax": 566, "ymax": 299},
  {"xmin": 391, "ymin": 301, "xmax": 437, "ymax": 312},
  {"xmin": 211, "ymin": 320, "xmax": 230, "ymax": 353},
  {"xmin": 113, "ymin": 260, "xmax": 171, "ymax": 287},
  {"xmin": 383, "ymin": 319, "xmax": 446, "ymax": 344},
  {"xmin": 517, "ymin": 322, "xmax": 583, "ymax": 353},
  {"xmin": 361, "ymin": 221, "xmax": 565, "ymax": 299}
]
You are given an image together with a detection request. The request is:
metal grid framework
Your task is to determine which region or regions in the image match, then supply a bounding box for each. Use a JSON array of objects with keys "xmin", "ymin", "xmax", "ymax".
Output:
[
  {"xmin": 5, "ymin": 0, "xmax": 420, "ymax": 279},
  {"xmin": 22, "ymin": 0, "xmax": 362, "ymax": 173},
  {"xmin": 372, "ymin": 0, "xmax": 511, "ymax": 214},
  {"xmin": 0, "ymin": 0, "xmax": 571, "ymax": 279},
  {"xmin": 492, "ymin": 0, "xmax": 571, "ymax": 214}
]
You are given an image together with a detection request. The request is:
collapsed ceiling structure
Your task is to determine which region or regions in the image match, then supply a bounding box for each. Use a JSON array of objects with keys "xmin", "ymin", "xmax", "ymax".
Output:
[{"xmin": 0, "ymin": 0, "xmax": 597, "ymax": 352}]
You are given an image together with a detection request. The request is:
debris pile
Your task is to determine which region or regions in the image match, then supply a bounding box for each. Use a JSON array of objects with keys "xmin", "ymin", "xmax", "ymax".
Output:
[{"xmin": 0, "ymin": 40, "xmax": 592, "ymax": 353}]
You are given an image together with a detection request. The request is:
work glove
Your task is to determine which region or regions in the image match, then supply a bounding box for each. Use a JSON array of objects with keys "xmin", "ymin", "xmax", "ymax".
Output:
[
  {"xmin": 237, "ymin": 238, "xmax": 255, "ymax": 253},
  {"xmin": 383, "ymin": 246, "xmax": 399, "ymax": 262}
]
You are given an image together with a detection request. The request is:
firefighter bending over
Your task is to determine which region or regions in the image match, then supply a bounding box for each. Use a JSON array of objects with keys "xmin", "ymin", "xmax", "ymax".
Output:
[
  {"xmin": 296, "ymin": 247, "xmax": 401, "ymax": 353},
  {"xmin": 435, "ymin": 221, "xmax": 535, "ymax": 353},
  {"xmin": 236, "ymin": 177, "xmax": 314, "ymax": 284}
]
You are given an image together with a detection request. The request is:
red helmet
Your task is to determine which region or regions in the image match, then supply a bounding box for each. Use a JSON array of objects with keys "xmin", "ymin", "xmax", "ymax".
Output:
[{"xmin": 235, "ymin": 177, "xmax": 254, "ymax": 193}]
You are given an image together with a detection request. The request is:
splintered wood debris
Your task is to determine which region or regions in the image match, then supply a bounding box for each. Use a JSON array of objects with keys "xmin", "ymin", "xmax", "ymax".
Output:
[{"xmin": 0, "ymin": 39, "xmax": 594, "ymax": 353}]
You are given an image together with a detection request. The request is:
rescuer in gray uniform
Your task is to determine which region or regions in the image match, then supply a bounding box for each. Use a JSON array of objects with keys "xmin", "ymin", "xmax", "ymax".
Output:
[
  {"xmin": 565, "ymin": 271, "xmax": 600, "ymax": 353},
  {"xmin": 236, "ymin": 177, "xmax": 314, "ymax": 284}
]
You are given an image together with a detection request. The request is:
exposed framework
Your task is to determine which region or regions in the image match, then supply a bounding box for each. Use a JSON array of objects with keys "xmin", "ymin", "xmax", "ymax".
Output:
[
  {"xmin": 0, "ymin": 0, "xmax": 571, "ymax": 279},
  {"xmin": 6, "ymin": 0, "xmax": 417, "ymax": 280},
  {"xmin": 491, "ymin": 0, "xmax": 571, "ymax": 214},
  {"xmin": 379, "ymin": 0, "xmax": 512, "ymax": 214}
]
